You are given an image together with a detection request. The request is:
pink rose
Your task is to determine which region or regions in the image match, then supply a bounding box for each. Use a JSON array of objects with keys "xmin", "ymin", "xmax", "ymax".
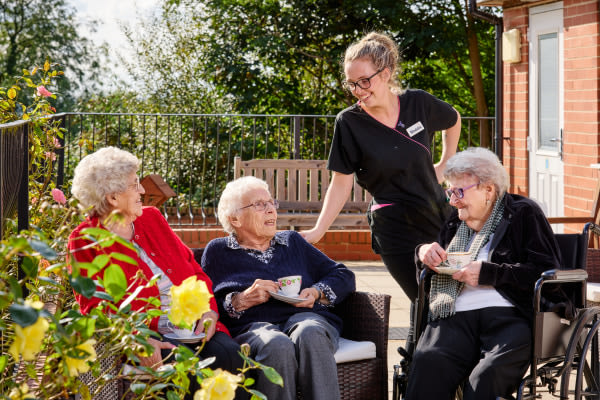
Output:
[
  {"xmin": 53, "ymin": 137, "xmax": 62, "ymax": 148},
  {"xmin": 45, "ymin": 152, "xmax": 56, "ymax": 161},
  {"xmin": 51, "ymin": 188, "xmax": 66, "ymax": 205},
  {"xmin": 36, "ymin": 86, "xmax": 52, "ymax": 97}
]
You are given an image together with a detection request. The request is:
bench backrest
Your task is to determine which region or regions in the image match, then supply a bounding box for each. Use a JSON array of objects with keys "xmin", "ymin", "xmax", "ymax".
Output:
[{"xmin": 233, "ymin": 156, "xmax": 371, "ymax": 213}]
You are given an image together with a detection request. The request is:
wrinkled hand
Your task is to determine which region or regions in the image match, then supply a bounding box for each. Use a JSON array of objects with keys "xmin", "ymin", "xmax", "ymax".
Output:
[
  {"xmin": 299, "ymin": 228, "xmax": 324, "ymax": 244},
  {"xmin": 452, "ymin": 261, "xmax": 481, "ymax": 286},
  {"xmin": 418, "ymin": 242, "xmax": 447, "ymax": 269},
  {"xmin": 234, "ymin": 279, "xmax": 280, "ymax": 311},
  {"xmin": 138, "ymin": 337, "xmax": 176, "ymax": 369},
  {"xmin": 294, "ymin": 287, "xmax": 319, "ymax": 308},
  {"xmin": 196, "ymin": 310, "xmax": 218, "ymax": 342}
]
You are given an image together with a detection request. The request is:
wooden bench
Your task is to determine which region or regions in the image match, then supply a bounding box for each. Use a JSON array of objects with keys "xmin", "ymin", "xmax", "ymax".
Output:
[{"xmin": 233, "ymin": 156, "xmax": 371, "ymax": 229}]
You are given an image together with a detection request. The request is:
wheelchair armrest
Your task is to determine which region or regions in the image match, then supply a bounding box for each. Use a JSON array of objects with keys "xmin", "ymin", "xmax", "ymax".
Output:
[
  {"xmin": 534, "ymin": 269, "xmax": 588, "ymax": 313},
  {"xmin": 539, "ymin": 268, "xmax": 588, "ymax": 282}
]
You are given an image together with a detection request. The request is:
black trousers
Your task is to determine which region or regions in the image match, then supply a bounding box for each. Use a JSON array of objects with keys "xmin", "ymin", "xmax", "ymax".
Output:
[
  {"xmin": 380, "ymin": 251, "xmax": 419, "ymax": 302},
  {"xmin": 162, "ymin": 331, "xmax": 248, "ymax": 399},
  {"xmin": 405, "ymin": 307, "xmax": 531, "ymax": 400}
]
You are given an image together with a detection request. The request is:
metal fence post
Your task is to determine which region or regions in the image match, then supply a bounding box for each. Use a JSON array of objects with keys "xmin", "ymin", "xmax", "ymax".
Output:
[
  {"xmin": 17, "ymin": 123, "xmax": 30, "ymax": 297},
  {"xmin": 293, "ymin": 116, "xmax": 301, "ymax": 160},
  {"xmin": 56, "ymin": 115, "xmax": 66, "ymax": 189}
]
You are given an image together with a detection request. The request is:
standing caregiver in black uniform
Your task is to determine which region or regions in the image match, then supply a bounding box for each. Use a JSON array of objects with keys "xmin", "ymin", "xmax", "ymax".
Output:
[{"xmin": 301, "ymin": 31, "xmax": 461, "ymax": 304}]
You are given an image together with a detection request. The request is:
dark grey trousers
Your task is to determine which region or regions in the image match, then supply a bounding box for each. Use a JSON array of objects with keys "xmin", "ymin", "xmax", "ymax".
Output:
[
  {"xmin": 234, "ymin": 312, "xmax": 341, "ymax": 400},
  {"xmin": 406, "ymin": 307, "xmax": 531, "ymax": 400}
]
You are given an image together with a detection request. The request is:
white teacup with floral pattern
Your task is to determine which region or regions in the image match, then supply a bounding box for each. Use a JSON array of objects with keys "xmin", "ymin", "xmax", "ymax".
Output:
[{"xmin": 277, "ymin": 275, "xmax": 302, "ymax": 296}]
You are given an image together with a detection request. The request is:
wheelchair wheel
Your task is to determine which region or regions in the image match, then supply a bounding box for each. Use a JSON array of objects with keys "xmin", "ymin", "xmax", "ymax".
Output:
[{"xmin": 560, "ymin": 307, "xmax": 600, "ymax": 399}]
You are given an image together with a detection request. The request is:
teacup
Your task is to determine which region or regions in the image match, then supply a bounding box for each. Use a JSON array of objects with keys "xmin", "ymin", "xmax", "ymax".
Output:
[
  {"xmin": 446, "ymin": 252, "xmax": 472, "ymax": 268},
  {"xmin": 172, "ymin": 322, "xmax": 197, "ymax": 338},
  {"xmin": 277, "ymin": 275, "xmax": 302, "ymax": 296}
]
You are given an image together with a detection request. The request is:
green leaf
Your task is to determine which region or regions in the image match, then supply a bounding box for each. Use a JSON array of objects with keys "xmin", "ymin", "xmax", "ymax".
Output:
[
  {"xmin": 103, "ymin": 264, "xmax": 127, "ymax": 303},
  {"xmin": 249, "ymin": 389, "xmax": 268, "ymax": 400},
  {"xmin": 93, "ymin": 291, "xmax": 113, "ymax": 301},
  {"xmin": 37, "ymin": 276, "xmax": 61, "ymax": 287},
  {"xmin": 70, "ymin": 276, "xmax": 97, "ymax": 299},
  {"xmin": 7, "ymin": 276, "xmax": 22, "ymax": 299},
  {"xmin": 88, "ymin": 254, "xmax": 110, "ymax": 276},
  {"xmin": 69, "ymin": 316, "xmax": 96, "ymax": 339},
  {"xmin": 110, "ymin": 252, "xmax": 137, "ymax": 265},
  {"xmin": 166, "ymin": 391, "xmax": 180, "ymax": 400},
  {"xmin": 29, "ymin": 239, "xmax": 57, "ymax": 260},
  {"xmin": 130, "ymin": 383, "xmax": 147, "ymax": 394},
  {"xmin": 118, "ymin": 285, "xmax": 144, "ymax": 311},
  {"xmin": 0, "ymin": 356, "xmax": 7, "ymax": 373},
  {"xmin": 261, "ymin": 366, "xmax": 283, "ymax": 386},
  {"xmin": 9, "ymin": 303, "xmax": 40, "ymax": 327},
  {"xmin": 20, "ymin": 257, "xmax": 38, "ymax": 278},
  {"xmin": 80, "ymin": 227, "xmax": 110, "ymax": 239},
  {"xmin": 244, "ymin": 377, "xmax": 255, "ymax": 386},
  {"xmin": 148, "ymin": 383, "xmax": 168, "ymax": 393}
]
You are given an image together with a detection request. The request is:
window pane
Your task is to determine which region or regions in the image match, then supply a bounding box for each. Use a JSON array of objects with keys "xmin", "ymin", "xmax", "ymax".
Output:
[{"xmin": 538, "ymin": 32, "xmax": 559, "ymax": 150}]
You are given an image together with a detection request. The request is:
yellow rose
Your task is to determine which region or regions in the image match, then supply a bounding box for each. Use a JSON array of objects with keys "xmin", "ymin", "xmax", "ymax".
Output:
[
  {"xmin": 169, "ymin": 276, "xmax": 213, "ymax": 328},
  {"xmin": 194, "ymin": 369, "xmax": 242, "ymax": 400},
  {"xmin": 9, "ymin": 316, "xmax": 49, "ymax": 361},
  {"xmin": 65, "ymin": 339, "xmax": 97, "ymax": 377},
  {"xmin": 8, "ymin": 383, "xmax": 30, "ymax": 400}
]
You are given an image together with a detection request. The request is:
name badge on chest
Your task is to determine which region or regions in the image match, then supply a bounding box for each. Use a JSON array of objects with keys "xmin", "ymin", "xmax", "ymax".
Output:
[{"xmin": 406, "ymin": 121, "xmax": 425, "ymax": 137}]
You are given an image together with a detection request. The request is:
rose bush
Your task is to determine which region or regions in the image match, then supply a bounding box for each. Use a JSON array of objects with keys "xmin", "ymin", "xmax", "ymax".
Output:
[{"xmin": 0, "ymin": 62, "xmax": 282, "ymax": 399}]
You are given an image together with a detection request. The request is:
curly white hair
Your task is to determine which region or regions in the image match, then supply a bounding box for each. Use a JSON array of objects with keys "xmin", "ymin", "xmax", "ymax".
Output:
[{"xmin": 71, "ymin": 147, "xmax": 140, "ymax": 217}]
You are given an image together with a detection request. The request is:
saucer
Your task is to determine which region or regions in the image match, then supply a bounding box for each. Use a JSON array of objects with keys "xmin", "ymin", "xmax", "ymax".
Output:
[
  {"xmin": 268, "ymin": 290, "xmax": 305, "ymax": 304},
  {"xmin": 435, "ymin": 266, "xmax": 461, "ymax": 275},
  {"xmin": 164, "ymin": 332, "xmax": 206, "ymax": 344}
]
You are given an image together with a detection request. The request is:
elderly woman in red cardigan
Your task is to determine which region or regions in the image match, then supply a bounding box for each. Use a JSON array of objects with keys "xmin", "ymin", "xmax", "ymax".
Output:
[{"xmin": 68, "ymin": 147, "xmax": 244, "ymax": 398}]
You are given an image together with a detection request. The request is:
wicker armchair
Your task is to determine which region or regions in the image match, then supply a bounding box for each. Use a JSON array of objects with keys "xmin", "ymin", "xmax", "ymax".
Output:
[
  {"xmin": 81, "ymin": 248, "xmax": 391, "ymax": 400},
  {"xmin": 333, "ymin": 291, "xmax": 391, "ymax": 400}
]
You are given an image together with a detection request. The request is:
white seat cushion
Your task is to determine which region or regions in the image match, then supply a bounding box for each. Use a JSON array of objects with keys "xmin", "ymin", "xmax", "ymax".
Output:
[
  {"xmin": 123, "ymin": 337, "xmax": 377, "ymax": 374},
  {"xmin": 334, "ymin": 337, "xmax": 376, "ymax": 364},
  {"xmin": 587, "ymin": 282, "xmax": 600, "ymax": 303}
]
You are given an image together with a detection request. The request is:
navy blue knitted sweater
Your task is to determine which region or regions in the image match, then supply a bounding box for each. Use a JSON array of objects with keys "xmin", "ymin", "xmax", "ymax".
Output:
[{"xmin": 202, "ymin": 231, "xmax": 356, "ymax": 337}]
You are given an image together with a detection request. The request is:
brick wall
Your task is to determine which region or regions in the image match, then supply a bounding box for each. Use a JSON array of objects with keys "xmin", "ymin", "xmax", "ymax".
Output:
[
  {"xmin": 503, "ymin": 6, "xmax": 530, "ymax": 197},
  {"xmin": 562, "ymin": 0, "xmax": 600, "ymax": 225},
  {"xmin": 502, "ymin": 1, "xmax": 600, "ymax": 231},
  {"xmin": 173, "ymin": 227, "xmax": 380, "ymax": 261}
]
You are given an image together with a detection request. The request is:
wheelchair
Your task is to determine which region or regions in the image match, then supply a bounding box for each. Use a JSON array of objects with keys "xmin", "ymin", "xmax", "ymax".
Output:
[{"xmin": 393, "ymin": 222, "xmax": 600, "ymax": 400}]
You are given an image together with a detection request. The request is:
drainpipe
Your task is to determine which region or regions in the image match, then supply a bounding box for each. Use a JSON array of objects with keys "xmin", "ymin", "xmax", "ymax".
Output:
[{"xmin": 468, "ymin": 0, "xmax": 503, "ymax": 161}]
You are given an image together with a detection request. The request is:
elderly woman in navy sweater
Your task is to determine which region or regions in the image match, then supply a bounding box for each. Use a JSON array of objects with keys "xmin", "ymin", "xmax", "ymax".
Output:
[{"xmin": 202, "ymin": 176, "xmax": 356, "ymax": 400}]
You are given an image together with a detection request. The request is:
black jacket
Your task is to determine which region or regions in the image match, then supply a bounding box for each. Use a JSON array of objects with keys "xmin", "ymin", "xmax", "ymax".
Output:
[{"xmin": 418, "ymin": 193, "xmax": 569, "ymax": 319}]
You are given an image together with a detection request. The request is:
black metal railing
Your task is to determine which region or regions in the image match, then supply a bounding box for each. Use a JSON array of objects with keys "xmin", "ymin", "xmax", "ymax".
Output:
[
  {"xmin": 0, "ymin": 120, "xmax": 29, "ymax": 240},
  {"xmin": 1, "ymin": 112, "xmax": 494, "ymax": 232}
]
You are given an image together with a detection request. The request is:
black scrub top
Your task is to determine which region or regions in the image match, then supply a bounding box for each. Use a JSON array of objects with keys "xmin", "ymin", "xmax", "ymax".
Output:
[{"xmin": 327, "ymin": 89, "xmax": 458, "ymax": 254}]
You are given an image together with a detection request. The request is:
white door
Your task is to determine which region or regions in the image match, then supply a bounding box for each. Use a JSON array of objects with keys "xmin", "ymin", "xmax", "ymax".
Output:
[{"xmin": 528, "ymin": 3, "xmax": 564, "ymax": 225}]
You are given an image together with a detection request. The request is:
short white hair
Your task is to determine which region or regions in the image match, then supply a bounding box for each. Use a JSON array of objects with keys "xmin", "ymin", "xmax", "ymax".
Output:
[
  {"xmin": 217, "ymin": 176, "xmax": 270, "ymax": 234},
  {"xmin": 444, "ymin": 147, "xmax": 509, "ymax": 196},
  {"xmin": 71, "ymin": 147, "xmax": 140, "ymax": 217}
]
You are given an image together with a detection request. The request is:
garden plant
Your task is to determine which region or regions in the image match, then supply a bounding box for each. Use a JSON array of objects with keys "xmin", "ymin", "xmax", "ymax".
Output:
[{"xmin": 0, "ymin": 61, "xmax": 281, "ymax": 399}]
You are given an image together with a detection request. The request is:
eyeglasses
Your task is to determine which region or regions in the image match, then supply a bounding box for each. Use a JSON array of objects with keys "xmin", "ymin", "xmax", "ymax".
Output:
[
  {"xmin": 239, "ymin": 199, "xmax": 279, "ymax": 212},
  {"xmin": 127, "ymin": 177, "xmax": 142, "ymax": 192},
  {"xmin": 445, "ymin": 182, "xmax": 480, "ymax": 201},
  {"xmin": 342, "ymin": 69, "xmax": 384, "ymax": 91}
]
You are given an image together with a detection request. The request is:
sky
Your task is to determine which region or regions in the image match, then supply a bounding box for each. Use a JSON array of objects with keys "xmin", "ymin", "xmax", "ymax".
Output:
[{"xmin": 67, "ymin": 0, "xmax": 162, "ymax": 88}]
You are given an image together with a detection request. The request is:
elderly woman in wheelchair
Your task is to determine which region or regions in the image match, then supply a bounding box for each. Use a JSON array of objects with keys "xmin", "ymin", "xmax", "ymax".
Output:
[{"xmin": 405, "ymin": 147, "xmax": 573, "ymax": 400}]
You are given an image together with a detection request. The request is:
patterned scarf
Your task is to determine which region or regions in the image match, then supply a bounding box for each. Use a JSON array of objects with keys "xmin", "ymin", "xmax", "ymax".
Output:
[{"xmin": 428, "ymin": 194, "xmax": 505, "ymax": 321}]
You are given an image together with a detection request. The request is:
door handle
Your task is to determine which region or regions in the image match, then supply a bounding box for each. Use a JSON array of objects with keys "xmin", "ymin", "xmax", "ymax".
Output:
[{"xmin": 549, "ymin": 129, "xmax": 564, "ymax": 160}]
